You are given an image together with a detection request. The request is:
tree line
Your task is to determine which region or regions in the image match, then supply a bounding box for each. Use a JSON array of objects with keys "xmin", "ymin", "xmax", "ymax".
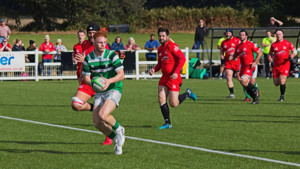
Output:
[{"xmin": 0, "ymin": 0, "xmax": 299, "ymax": 32}]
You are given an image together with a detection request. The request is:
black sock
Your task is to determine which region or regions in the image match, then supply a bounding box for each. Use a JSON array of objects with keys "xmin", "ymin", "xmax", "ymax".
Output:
[
  {"xmin": 280, "ymin": 84, "xmax": 286, "ymax": 96},
  {"xmin": 89, "ymin": 103, "xmax": 94, "ymax": 111},
  {"xmin": 229, "ymin": 87, "xmax": 234, "ymax": 94},
  {"xmin": 160, "ymin": 103, "xmax": 170, "ymax": 124},
  {"xmin": 246, "ymin": 83, "xmax": 255, "ymax": 99},
  {"xmin": 178, "ymin": 93, "xmax": 188, "ymax": 104}
]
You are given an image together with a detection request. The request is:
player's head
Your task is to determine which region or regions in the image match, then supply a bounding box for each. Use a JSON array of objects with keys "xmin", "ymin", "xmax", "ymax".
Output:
[
  {"xmin": 93, "ymin": 31, "xmax": 107, "ymax": 52},
  {"xmin": 86, "ymin": 23, "xmax": 101, "ymax": 43},
  {"xmin": 225, "ymin": 29, "xmax": 233, "ymax": 39},
  {"xmin": 266, "ymin": 30, "xmax": 272, "ymax": 36},
  {"xmin": 239, "ymin": 30, "xmax": 248, "ymax": 42},
  {"xmin": 275, "ymin": 29, "xmax": 284, "ymax": 41},
  {"xmin": 199, "ymin": 19, "xmax": 204, "ymax": 26},
  {"xmin": 150, "ymin": 34, "xmax": 155, "ymax": 41},
  {"xmin": 158, "ymin": 28, "xmax": 169, "ymax": 45},
  {"xmin": 77, "ymin": 30, "xmax": 85, "ymax": 42},
  {"xmin": 115, "ymin": 36, "xmax": 121, "ymax": 43}
]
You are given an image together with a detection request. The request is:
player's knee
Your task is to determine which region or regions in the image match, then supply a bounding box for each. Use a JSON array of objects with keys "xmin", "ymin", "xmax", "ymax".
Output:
[
  {"xmin": 71, "ymin": 97, "xmax": 84, "ymax": 111},
  {"xmin": 169, "ymin": 101, "xmax": 179, "ymax": 108}
]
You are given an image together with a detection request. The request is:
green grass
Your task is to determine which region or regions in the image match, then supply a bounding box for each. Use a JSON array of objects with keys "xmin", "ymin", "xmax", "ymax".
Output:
[{"xmin": 0, "ymin": 78, "xmax": 299, "ymax": 169}]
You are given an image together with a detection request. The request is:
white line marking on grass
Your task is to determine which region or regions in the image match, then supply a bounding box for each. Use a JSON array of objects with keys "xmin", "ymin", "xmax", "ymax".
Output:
[{"xmin": 1, "ymin": 115, "xmax": 299, "ymax": 167}]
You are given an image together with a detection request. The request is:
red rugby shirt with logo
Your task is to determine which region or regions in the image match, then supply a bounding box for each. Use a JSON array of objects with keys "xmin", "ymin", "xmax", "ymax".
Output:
[
  {"xmin": 270, "ymin": 39, "xmax": 295, "ymax": 66},
  {"xmin": 221, "ymin": 37, "xmax": 241, "ymax": 63},
  {"xmin": 235, "ymin": 40, "xmax": 259, "ymax": 67},
  {"xmin": 154, "ymin": 40, "xmax": 186, "ymax": 77}
]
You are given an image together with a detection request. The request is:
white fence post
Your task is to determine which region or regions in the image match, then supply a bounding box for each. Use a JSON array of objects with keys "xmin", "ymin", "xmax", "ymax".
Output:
[
  {"xmin": 135, "ymin": 50, "xmax": 140, "ymax": 80},
  {"xmin": 35, "ymin": 49, "xmax": 39, "ymax": 81},
  {"xmin": 185, "ymin": 47, "xmax": 189, "ymax": 79}
]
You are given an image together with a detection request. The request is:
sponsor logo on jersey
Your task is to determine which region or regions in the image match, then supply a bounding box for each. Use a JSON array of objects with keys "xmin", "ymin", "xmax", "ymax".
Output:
[
  {"xmin": 174, "ymin": 45, "xmax": 180, "ymax": 52},
  {"xmin": 161, "ymin": 56, "xmax": 169, "ymax": 62}
]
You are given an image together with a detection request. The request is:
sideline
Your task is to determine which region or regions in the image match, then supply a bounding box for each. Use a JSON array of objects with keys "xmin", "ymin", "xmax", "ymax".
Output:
[{"xmin": 1, "ymin": 115, "xmax": 299, "ymax": 167}]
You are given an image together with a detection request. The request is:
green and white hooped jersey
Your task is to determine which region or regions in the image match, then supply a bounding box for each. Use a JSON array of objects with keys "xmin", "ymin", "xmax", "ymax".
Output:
[{"xmin": 82, "ymin": 49, "xmax": 124, "ymax": 94}]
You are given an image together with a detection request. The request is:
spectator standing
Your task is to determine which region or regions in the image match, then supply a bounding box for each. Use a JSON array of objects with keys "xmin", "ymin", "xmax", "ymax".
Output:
[
  {"xmin": 111, "ymin": 36, "xmax": 124, "ymax": 57},
  {"xmin": 0, "ymin": 38, "xmax": 11, "ymax": 77},
  {"xmin": 144, "ymin": 34, "xmax": 160, "ymax": 73},
  {"xmin": 39, "ymin": 35, "xmax": 55, "ymax": 76},
  {"xmin": 262, "ymin": 30, "xmax": 276, "ymax": 79},
  {"xmin": 0, "ymin": 18, "xmax": 11, "ymax": 43},
  {"xmin": 194, "ymin": 19, "xmax": 208, "ymax": 59},
  {"xmin": 124, "ymin": 37, "xmax": 141, "ymax": 52},
  {"xmin": 12, "ymin": 38, "xmax": 25, "ymax": 76},
  {"xmin": 26, "ymin": 40, "xmax": 37, "ymax": 76},
  {"xmin": 54, "ymin": 39, "xmax": 67, "ymax": 76},
  {"xmin": 266, "ymin": 17, "xmax": 283, "ymax": 27}
]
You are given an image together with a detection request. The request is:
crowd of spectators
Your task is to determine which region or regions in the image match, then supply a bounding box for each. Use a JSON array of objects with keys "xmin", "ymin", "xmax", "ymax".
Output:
[{"xmin": 1, "ymin": 16, "xmax": 297, "ymax": 79}]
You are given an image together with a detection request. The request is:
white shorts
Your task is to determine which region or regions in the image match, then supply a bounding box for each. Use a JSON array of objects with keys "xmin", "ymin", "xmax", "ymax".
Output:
[
  {"xmin": 94, "ymin": 90, "xmax": 122, "ymax": 107},
  {"xmin": 252, "ymin": 65, "xmax": 258, "ymax": 78}
]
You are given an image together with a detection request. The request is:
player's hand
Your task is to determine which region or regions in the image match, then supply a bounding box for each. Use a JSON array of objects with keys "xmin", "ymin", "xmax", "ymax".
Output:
[
  {"xmin": 75, "ymin": 53, "xmax": 85, "ymax": 63},
  {"xmin": 251, "ymin": 62, "xmax": 256, "ymax": 69},
  {"xmin": 101, "ymin": 76, "xmax": 110, "ymax": 91},
  {"xmin": 170, "ymin": 73, "xmax": 178, "ymax": 79},
  {"xmin": 149, "ymin": 69, "xmax": 155, "ymax": 75}
]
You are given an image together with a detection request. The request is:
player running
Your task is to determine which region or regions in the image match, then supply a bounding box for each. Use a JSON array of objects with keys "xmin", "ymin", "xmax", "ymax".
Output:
[
  {"xmin": 267, "ymin": 29, "xmax": 297, "ymax": 101},
  {"xmin": 71, "ymin": 23, "xmax": 112, "ymax": 145},
  {"xmin": 232, "ymin": 30, "xmax": 262, "ymax": 104},
  {"xmin": 149, "ymin": 28, "xmax": 197, "ymax": 130},
  {"xmin": 220, "ymin": 29, "xmax": 241, "ymax": 98},
  {"xmin": 82, "ymin": 31, "xmax": 125, "ymax": 155}
]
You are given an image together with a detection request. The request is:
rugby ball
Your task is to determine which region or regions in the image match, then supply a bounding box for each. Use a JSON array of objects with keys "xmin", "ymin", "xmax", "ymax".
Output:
[{"xmin": 91, "ymin": 77, "xmax": 105, "ymax": 92}]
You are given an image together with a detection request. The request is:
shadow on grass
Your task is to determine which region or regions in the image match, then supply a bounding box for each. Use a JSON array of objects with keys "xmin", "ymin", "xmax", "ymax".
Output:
[
  {"xmin": 216, "ymin": 149, "xmax": 300, "ymax": 155},
  {"xmin": 0, "ymin": 148, "xmax": 111, "ymax": 154},
  {"xmin": 0, "ymin": 140, "xmax": 98, "ymax": 145},
  {"xmin": 123, "ymin": 125, "xmax": 153, "ymax": 128},
  {"xmin": 234, "ymin": 115, "xmax": 300, "ymax": 118},
  {"xmin": 208, "ymin": 119, "xmax": 298, "ymax": 124},
  {"xmin": 0, "ymin": 104, "xmax": 68, "ymax": 108}
]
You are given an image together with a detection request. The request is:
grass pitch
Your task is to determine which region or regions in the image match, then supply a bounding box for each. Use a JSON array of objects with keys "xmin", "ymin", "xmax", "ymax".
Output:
[{"xmin": 0, "ymin": 78, "xmax": 299, "ymax": 168}]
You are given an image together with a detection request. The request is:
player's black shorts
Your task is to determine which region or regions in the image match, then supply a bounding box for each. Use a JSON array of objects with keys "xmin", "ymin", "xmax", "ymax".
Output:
[{"xmin": 220, "ymin": 59, "xmax": 225, "ymax": 65}]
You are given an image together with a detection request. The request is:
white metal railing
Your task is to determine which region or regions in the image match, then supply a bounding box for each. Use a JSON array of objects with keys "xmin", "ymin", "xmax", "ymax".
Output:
[{"xmin": 1, "ymin": 48, "xmax": 299, "ymax": 81}]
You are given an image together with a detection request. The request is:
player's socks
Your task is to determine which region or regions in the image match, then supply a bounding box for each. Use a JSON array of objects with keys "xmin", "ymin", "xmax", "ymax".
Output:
[
  {"xmin": 178, "ymin": 93, "xmax": 187, "ymax": 104},
  {"xmin": 160, "ymin": 103, "xmax": 170, "ymax": 124},
  {"xmin": 229, "ymin": 87, "xmax": 234, "ymax": 94},
  {"xmin": 243, "ymin": 87, "xmax": 251, "ymax": 99},
  {"xmin": 246, "ymin": 83, "xmax": 256, "ymax": 99},
  {"xmin": 89, "ymin": 103, "xmax": 94, "ymax": 111},
  {"xmin": 108, "ymin": 131, "xmax": 116, "ymax": 139},
  {"xmin": 280, "ymin": 84, "xmax": 286, "ymax": 96},
  {"xmin": 113, "ymin": 121, "xmax": 120, "ymax": 130}
]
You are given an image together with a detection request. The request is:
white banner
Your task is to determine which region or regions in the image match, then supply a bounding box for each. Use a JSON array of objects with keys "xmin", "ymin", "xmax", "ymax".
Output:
[{"xmin": 0, "ymin": 52, "xmax": 25, "ymax": 72}]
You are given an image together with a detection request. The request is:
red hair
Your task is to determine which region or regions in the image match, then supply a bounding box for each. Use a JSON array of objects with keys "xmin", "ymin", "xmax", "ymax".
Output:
[{"xmin": 93, "ymin": 31, "xmax": 107, "ymax": 39}]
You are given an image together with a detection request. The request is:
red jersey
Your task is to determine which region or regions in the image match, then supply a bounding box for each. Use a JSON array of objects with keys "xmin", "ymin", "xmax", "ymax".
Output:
[
  {"xmin": 39, "ymin": 42, "xmax": 55, "ymax": 60},
  {"xmin": 154, "ymin": 40, "xmax": 186, "ymax": 76},
  {"xmin": 221, "ymin": 37, "xmax": 240, "ymax": 62},
  {"xmin": 82, "ymin": 40, "xmax": 110, "ymax": 56},
  {"xmin": 270, "ymin": 39, "xmax": 295, "ymax": 66},
  {"xmin": 0, "ymin": 42, "xmax": 12, "ymax": 51},
  {"xmin": 73, "ymin": 42, "xmax": 84, "ymax": 79},
  {"xmin": 235, "ymin": 40, "xmax": 259, "ymax": 67}
]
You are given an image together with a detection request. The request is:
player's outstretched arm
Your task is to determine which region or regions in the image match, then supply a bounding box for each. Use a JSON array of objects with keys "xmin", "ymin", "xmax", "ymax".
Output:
[{"xmin": 83, "ymin": 75, "xmax": 91, "ymax": 86}]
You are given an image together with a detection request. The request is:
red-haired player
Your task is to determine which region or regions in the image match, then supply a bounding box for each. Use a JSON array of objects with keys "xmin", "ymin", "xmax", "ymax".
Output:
[{"xmin": 71, "ymin": 23, "xmax": 112, "ymax": 145}]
